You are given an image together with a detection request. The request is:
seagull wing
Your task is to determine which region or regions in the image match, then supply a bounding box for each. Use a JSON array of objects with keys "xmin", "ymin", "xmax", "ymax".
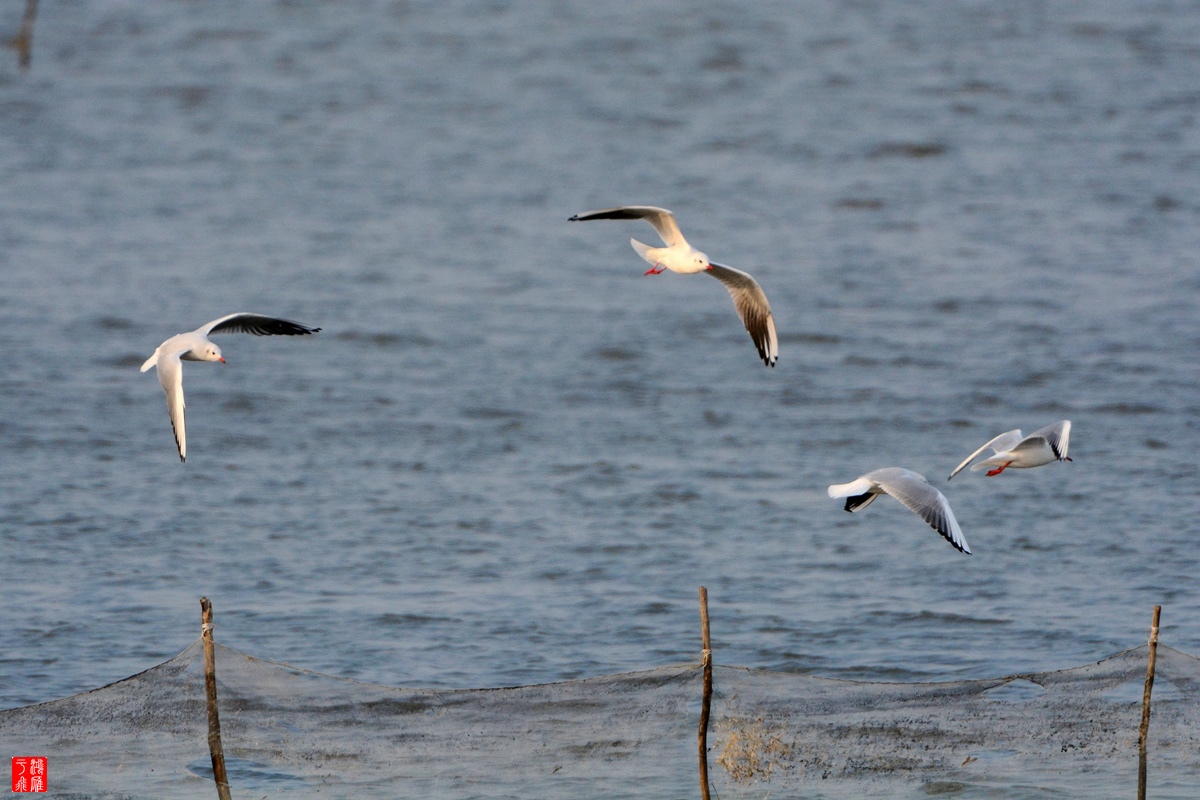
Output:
[
  {"xmin": 948, "ymin": 429, "xmax": 1024, "ymax": 480},
  {"xmin": 200, "ymin": 313, "xmax": 321, "ymax": 337},
  {"xmin": 707, "ymin": 263, "xmax": 778, "ymax": 367},
  {"xmin": 157, "ymin": 354, "xmax": 187, "ymax": 462},
  {"xmin": 1018, "ymin": 420, "xmax": 1071, "ymax": 461},
  {"xmin": 568, "ymin": 206, "xmax": 687, "ymax": 248},
  {"xmin": 874, "ymin": 470, "xmax": 971, "ymax": 554}
]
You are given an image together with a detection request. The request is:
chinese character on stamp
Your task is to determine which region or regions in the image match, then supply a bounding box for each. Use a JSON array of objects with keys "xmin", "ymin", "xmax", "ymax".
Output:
[{"xmin": 11, "ymin": 757, "xmax": 47, "ymax": 793}]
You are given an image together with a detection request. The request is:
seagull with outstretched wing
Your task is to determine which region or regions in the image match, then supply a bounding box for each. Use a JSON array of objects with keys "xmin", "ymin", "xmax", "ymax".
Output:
[
  {"xmin": 568, "ymin": 205, "xmax": 778, "ymax": 367},
  {"xmin": 828, "ymin": 467, "xmax": 971, "ymax": 554},
  {"xmin": 140, "ymin": 313, "xmax": 321, "ymax": 461},
  {"xmin": 948, "ymin": 420, "xmax": 1072, "ymax": 480}
]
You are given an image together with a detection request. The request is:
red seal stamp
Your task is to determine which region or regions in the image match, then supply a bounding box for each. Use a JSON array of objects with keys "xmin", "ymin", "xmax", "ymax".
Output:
[{"xmin": 10, "ymin": 758, "xmax": 47, "ymax": 793}]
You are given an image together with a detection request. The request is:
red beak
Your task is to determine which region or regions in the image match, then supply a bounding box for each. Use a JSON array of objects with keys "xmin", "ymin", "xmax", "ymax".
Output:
[{"xmin": 219, "ymin": 357, "xmax": 226, "ymax": 363}]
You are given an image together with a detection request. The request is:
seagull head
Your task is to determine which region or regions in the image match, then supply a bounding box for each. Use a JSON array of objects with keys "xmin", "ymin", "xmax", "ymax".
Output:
[
  {"xmin": 201, "ymin": 344, "xmax": 225, "ymax": 363},
  {"xmin": 694, "ymin": 251, "xmax": 711, "ymax": 270}
]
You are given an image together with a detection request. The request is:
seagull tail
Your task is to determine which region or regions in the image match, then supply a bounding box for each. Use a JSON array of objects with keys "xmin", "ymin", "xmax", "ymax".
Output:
[
  {"xmin": 630, "ymin": 238, "xmax": 657, "ymax": 266},
  {"xmin": 827, "ymin": 477, "xmax": 874, "ymax": 498},
  {"xmin": 140, "ymin": 353, "xmax": 158, "ymax": 372}
]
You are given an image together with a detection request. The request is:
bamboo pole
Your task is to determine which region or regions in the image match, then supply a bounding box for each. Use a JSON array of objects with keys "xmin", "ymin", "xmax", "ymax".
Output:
[
  {"xmin": 1137, "ymin": 605, "xmax": 1161, "ymax": 800},
  {"xmin": 200, "ymin": 597, "xmax": 233, "ymax": 800},
  {"xmin": 698, "ymin": 587, "xmax": 712, "ymax": 800},
  {"xmin": 9, "ymin": 0, "xmax": 36, "ymax": 71}
]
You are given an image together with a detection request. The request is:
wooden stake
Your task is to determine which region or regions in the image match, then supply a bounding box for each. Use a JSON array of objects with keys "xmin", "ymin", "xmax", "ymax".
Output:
[
  {"xmin": 8, "ymin": 0, "xmax": 36, "ymax": 71},
  {"xmin": 1137, "ymin": 605, "xmax": 1161, "ymax": 800},
  {"xmin": 698, "ymin": 587, "xmax": 712, "ymax": 800},
  {"xmin": 201, "ymin": 597, "xmax": 233, "ymax": 800}
]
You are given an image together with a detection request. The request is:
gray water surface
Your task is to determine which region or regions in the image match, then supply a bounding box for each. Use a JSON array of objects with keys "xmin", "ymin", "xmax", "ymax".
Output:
[{"xmin": 1, "ymin": 0, "xmax": 1198, "ymax": 711}]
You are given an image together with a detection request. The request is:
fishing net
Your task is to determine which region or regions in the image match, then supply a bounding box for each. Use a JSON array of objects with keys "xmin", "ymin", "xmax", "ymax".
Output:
[{"xmin": 2, "ymin": 640, "xmax": 1198, "ymax": 799}]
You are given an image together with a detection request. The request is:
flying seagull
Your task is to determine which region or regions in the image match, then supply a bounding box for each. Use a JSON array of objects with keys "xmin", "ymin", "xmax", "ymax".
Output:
[
  {"xmin": 828, "ymin": 467, "xmax": 971, "ymax": 554},
  {"xmin": 948, "ymin": 420, "xmax": 1072, "ymax": 480},
  {"xmin": 140, "ymin": 313, "xmax": 321, "ymax": 461},
  {"xmin": 568, "ymin": 205, "xmax": 778, "ymax": 367}
]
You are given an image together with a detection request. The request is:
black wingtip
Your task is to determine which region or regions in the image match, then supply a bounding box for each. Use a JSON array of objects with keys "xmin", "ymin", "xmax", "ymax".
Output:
[
  {"xmin": 931, "ymin": 523, "xmax": 970, "ymax": 555},
  {"xmin": 844, "ymin": 492, "xmax": 872, "ymax": 512}
]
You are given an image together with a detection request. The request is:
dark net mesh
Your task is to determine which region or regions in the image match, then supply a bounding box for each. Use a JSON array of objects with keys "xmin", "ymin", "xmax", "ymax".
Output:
[{"xmin": 3, "ymin": 642, "xmax": 1197, "ymax": 798}]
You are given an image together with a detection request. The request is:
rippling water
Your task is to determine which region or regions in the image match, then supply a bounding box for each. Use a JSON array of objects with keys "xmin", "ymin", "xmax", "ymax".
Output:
[{"xmin": 1, "ymin": 0, "xmax": 1198, "ymax": 712}]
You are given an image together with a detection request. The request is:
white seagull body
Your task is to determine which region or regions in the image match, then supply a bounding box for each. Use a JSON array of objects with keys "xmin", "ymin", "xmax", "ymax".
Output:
[
  {"xmin": 140, "ymin": 313, "xmax": 321, "ymax": 461},
  {"xmin": 568, "ymin": 205, "xmax": 778, "ymax": 367},
  {"xmin": 828, "ymin": 467, "xmax": 970, "ymax": 554},
  {"xmin": 948, "ymin": 420, "xmax": 1072, "ymax": 480}
]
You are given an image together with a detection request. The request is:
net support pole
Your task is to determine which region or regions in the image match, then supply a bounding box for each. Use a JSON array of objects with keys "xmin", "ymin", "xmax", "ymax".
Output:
[
  {"xmin": 698, "ymin": 586, "xmax": 712, "ymax": 800},
  {"xmin": 10, "ymin": 0, "xmax": 37, "ymax": 71},
  {"xmin": 200, "ymin": 597, "xmax": 233, "ymax": 800},
  {"xmin": 1137, "ymin": 604, "xmax": 1161, "ymax": 800}
]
